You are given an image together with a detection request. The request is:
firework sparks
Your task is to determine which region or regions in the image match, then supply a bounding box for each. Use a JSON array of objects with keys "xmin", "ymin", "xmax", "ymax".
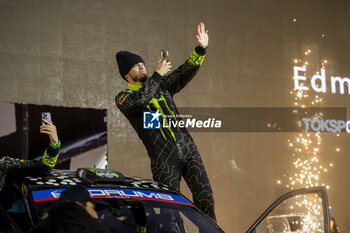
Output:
[{"xmin": 275, "ymin": 52, "xmax": 336, "ymax": 232}]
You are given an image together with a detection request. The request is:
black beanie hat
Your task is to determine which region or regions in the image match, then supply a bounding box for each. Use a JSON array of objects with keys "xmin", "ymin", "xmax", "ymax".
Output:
[{"xmin": 116, "ymin": 51, "xmax": 145, "ymax": 80}]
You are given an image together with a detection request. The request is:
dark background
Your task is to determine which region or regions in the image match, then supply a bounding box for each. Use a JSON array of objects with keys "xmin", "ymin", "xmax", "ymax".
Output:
[{"xmin": 1, "ymin": 0, "xmax": 350, "ymax": 232}]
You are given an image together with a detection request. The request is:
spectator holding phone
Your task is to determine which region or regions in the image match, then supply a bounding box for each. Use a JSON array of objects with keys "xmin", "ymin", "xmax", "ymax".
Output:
[
  {"xmin": 0, "ymin": 118, "xmax": 61, "ymax": 191},
  {"xmin": 39, "ymin": 119, "xmax": 60, "ymax": 167}
]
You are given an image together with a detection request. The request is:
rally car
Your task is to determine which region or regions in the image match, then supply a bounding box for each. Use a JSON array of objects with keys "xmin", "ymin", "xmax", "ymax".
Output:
[{"xmin": 0, "ymin": 167, "xmax": 331, "ymax": 233}]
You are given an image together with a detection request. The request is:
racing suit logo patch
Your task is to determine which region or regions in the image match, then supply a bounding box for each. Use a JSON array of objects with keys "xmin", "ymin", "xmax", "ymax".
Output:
[{"xmin": 143, "ymin": 110, "xmax": 161, "ymax": 129}]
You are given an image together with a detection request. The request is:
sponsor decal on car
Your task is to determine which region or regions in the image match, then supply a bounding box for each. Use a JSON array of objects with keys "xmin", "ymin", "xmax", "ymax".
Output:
[{"xmin": 32, "ymin": 188, "xmax": 194, "ymax": 206}]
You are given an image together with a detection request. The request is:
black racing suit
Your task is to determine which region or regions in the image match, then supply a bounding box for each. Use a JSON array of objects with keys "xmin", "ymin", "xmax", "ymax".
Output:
[{"xmin": 115, "ymin": 46, "xmax": 215, "ymax": 221}]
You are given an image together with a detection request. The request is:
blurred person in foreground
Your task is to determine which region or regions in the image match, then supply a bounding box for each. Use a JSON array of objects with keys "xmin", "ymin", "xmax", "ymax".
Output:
[{"xmin": 30, "ymin": 186, "xmax": 110, "ymax": 233}]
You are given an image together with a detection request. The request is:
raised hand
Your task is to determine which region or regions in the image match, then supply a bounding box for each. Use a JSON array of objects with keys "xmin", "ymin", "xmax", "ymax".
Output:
[
  {"xmin": 196, "ymin": 22, "xmax": 209, "ymax": 49},
  {"xmin": 40, "ymin": 119, "xmax": 59, "ymax": 146},
  {"xmin": 156, "ymin": 53, "xmax": 172, "ymax": 76}
]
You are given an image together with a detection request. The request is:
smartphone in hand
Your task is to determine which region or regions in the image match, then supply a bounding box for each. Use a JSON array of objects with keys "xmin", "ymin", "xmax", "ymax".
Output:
[
  {"xmin": 41, "ymin": 112, "xmax": 52, "ymax": 125},
  {"xmin": 161, "ymin": 50, "xmax": 169, "ymax": 61}
]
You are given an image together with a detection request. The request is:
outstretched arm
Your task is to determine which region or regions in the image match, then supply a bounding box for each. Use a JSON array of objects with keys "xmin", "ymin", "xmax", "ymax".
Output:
[
  {"xmin": 0, "ymin": 120, "xmax": 60, "ymax": 190},
  {"xmin": 40, "ymin": 119, "xmax": 59, "ymax": 146},
  {"xmin": 165, "ymin": 22, "xmax": 209, "ymax": 95},
  {"xmin": 40, "ymin": 119, "xmax": 60, "ymax": 167}
]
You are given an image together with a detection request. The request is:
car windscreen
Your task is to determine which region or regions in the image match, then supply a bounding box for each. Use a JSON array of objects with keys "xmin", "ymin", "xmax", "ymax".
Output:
[{"xmin": 31, "ymin": 187, "xmax": 223, "ymax": 233}]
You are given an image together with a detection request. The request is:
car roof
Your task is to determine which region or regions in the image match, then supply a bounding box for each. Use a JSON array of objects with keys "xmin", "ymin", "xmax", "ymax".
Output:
[{"xmin": 24, "ymin": 168, "xmax": 174, "ymax": 193}]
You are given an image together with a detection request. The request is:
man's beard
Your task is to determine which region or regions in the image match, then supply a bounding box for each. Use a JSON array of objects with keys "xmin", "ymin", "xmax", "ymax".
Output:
[{"xmin": 131, "ymin": 73, "xmax": 147, "ymax": 83}]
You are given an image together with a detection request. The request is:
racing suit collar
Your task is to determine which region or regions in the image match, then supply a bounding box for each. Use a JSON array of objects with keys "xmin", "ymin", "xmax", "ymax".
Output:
[{"xmin": 128, "ymin": 83, "xmax": 142, "ymax": 91}]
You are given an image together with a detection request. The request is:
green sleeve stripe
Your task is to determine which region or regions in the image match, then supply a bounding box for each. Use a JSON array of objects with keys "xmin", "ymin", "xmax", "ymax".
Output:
[
  {"xmin": 136, "ymin": 224, "xmax": 147, "ymax": 233},
  {"xmin": 187, "ymin": 49, "xmax": 206, "ymax": 66},
  {"xmin": 41, "ymin": 149, "xmax": 59, "ymax": 167},
  {"xmin": 147, "ymin": 100, "xmax": 171, "ymax": 141}
]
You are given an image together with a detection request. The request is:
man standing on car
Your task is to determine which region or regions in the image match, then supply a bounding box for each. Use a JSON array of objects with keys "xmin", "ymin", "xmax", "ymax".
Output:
[{"xmin": 115, "ymin": 22, "xmax": 215, "ymax": 221}]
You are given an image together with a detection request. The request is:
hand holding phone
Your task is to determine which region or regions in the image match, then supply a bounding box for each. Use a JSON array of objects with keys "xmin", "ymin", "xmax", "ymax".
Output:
[
  {"xmin": 40, "ymin": 112, "xmax": 59, "ymax": 146},
  {"xmin": 41, "ymin": 112, "xmax": 52, "ymax": 125},
  {"xmin": 156, "ymin": 52, "xmax": 172, "ymax": 76},
  {"xmin": 161, "ymin": 50, "xmax": 169, "ymax": 61}
]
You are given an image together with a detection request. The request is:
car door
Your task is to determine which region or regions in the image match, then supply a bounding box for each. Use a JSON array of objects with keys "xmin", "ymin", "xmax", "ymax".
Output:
[
  {"xmin": 0, "ymin": 207, "xmax": 22, "ymax": 233},
  {"xmin": 246, "ymin": 187, "xmax": 331, "ymax": 233}
]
